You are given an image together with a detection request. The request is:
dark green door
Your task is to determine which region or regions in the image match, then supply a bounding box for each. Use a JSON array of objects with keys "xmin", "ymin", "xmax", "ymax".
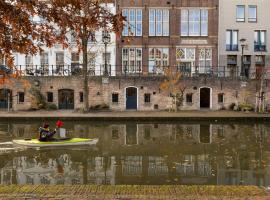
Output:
[
  {"xmin": 0, "ymin": 89, "xmax": 12, "ymax": 109},
  {"xmin": 58, "ymin": 89, "xmax": 74, "ymax": 109}
]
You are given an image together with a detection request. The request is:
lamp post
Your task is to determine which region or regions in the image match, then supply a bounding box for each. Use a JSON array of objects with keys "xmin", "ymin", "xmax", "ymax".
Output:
[
  {"xmin": 240, "ymin": 38, "xmax": 247, "ymax": 77},
  {"xmin": 102, "ymin": 32, "xmax": 110, "ymax": 76}
]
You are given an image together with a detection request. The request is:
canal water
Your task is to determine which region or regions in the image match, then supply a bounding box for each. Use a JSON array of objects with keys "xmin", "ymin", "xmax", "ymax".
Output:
[{"xmin": 0, "ymin": 120, "xmax": 270, "ymax": 186}]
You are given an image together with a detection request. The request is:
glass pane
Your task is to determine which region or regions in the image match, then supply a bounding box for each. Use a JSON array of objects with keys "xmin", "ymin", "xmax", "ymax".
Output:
[
  {"xmin": 181, "ymin": 10, "xmax": 189, "ymax": 36},
  {"xmin": 232, "ymin": 31, "xmax": 238, "ymax": 45},
  {"xmin": 226, "ymin": 31, "xmax": 231, "ymax": 45},
  {"xmin": 236, "ymin": 5, "xmax": 245, "ymax": 21},
  {"xmin": 248, "ymin": 6, "xmax": 257, "ymax": 21},
  {"xmin": 201, "ymin": 10, "xmax": 208, "ymax": 36},
  {"xmin": 261, "ymin": 31, "xmax": 266, "ymax": 44}
]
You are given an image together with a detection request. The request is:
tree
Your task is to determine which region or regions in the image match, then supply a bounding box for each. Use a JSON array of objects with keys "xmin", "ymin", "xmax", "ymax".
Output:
[
  {"xmin": 0, "ymin": 0, "xmax": 61, "ymax": 64},
  {"xmin": 0, "ymin": 0, "xmax": 64, "ymax": 85},
  {"xmin": 46, "ymin": 0, "xmax": 124, "ymax": 111},
  {"xmin": 160, "ymin": 67, "xmax": 186, "ymax": 112}
]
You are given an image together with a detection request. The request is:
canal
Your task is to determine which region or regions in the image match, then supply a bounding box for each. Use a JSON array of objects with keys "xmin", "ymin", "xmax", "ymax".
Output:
[{"xmin": 0, "ymin": 120, "xmax": 270, "ymax": 186}]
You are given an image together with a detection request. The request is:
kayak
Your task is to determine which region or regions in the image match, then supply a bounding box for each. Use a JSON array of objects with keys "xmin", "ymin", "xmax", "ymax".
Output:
[{"xmin": 12, "ymin": 138, "xmax": 98, "ymax": 148}]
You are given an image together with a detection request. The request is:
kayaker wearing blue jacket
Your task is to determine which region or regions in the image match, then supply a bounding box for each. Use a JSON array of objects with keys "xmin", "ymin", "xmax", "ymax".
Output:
[{"xmin": 39, "ymin": 123, "xmax": 56, "ymax": 141}]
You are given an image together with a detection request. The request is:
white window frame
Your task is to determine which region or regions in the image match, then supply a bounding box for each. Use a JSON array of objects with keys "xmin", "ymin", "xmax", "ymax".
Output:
[
  {"xmin": 122, "ymin": 9, "xmax": 142, "ymax": 36},
  {"xmin": 148, "ymin": 47, "xmax": 169, "ymax": 73},
  {"xmin": 122, "ymin": 47, "xmax": 142, "ymax": 73},
  {"xmin": 198, "ymin": 48, "xmax": 212, "ymax": 74},
  {"xmin": 181, "ymin": 9, "xmax": 208, "ymax": 36},
  {"xmin": 248, "ymin": 5, "xmax": 257, "ymax": 22},
  {"xmin": 149, "ymin": 9, "xmax": 169, "ymax": 36}
]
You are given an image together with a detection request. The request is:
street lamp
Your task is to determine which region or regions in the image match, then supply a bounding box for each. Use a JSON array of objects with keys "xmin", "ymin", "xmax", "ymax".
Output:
[
  {"xmin": 102, "ymin": 31, "xmax": 111, "ymax": 76},
  {"xmin": 240, "ymin": 38, "xmax": 247, "ymax": 77}
]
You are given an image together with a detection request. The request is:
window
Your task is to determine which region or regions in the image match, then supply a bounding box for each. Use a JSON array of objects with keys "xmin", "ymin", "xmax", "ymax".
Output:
[
  {"xmin": 25, "ymin": 55, "xmax": 33, "ymax": 74},
  {"xmin": 226, "ymin": 30, "xmax": 238, "ymax": 51},
  {"xmin": 112, "ymin": 93, "xmax": 119, "ymax": 103},
  {"xmin": 56, "ymin": 52, "xmax": 64, "ymax": 66},
  {"xmin": 79, "ymin": 92, "xmax": 84, "ymax": 103},
  {"xmin": 236, "ymin": 5, "xmax": 245, "ymax": 22},
  {"xmin": 71, "ymin": 52, "xmax": 80, "ymax": 67},
  {"xmin": 218, "ymin": 93, "xmax": 224, "ymax": 103},
  {"xmin": 25, "ymin": 55, "xmax": 33, "ymax": 67},
  {"xmin": 186, "ymin": 93, "xmax": 193, "ymax": 103},
  {"xmin": 122, "ymin": 9, "xmax": 142, "ymax": 36},
  {"xmin": 40, "ymin": 52, "xmax": 49, "ymax": 75},
  {"xmin": 122, "ymin": 48, "xmax": 142, "ymax": 73},
  {"xmin": 40, "ymin": 52, "xmax": 49, "ymax": 66},
  {"xmin": 144, "ymin": 93, "xmax": 151, "ymax": 103},
  {"xmin": 181, "ymin": 9, "xmax": 208, "ymax": 36},
  {"xmin": 176, "ymin": 48, "xmax": 195, "ymax": 75},
  {"xmin": 149, "ymin": 48, "xmax": 169, "ymax": 73},
  {"xmin": 198, "ymin": 48, "xmax": 212, "ymax": 74},
  {"xmin": 149, "ymin": 9, "xmax": 169, "ymax": 36},
  {"xmin": 248, "ymin": 6, "xmax": 257, "ymax": 22},
  {"xmin": 18, "ymin": 92, "xmax": 24, "ymax": 103},
  {"xmin": 55, "ymin": 52, "xmax": 64, "ymax": 74},
  {"xmin": 47, "ymin": 92, "xmax": 53, "ymax": 103},
  {"xmin": 254, "ymin": 30, "xmax": 266, "ymax": 51}
]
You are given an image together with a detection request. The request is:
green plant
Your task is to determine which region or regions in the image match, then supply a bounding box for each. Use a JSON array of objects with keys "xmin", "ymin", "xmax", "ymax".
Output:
[
  {"xmin": 29, "ymin": 87, "xmax": 47, "ymax": 110},
  {"xmin": 47, "ymin": 103, "xmax": 57, "ymax": 110},
  {"xmin": 239, "ymin": 103, "xmax": 254, "ymax": 112}
]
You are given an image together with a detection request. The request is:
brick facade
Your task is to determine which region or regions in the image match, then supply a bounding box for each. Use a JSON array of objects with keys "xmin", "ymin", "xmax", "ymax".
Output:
[
  {"xmin": 116, "ymin": 0, "xmax": 219, "ymax": 74},
  {"xmin": 1, "ymin": 77, "xmax": 269, "ymax": 111}
]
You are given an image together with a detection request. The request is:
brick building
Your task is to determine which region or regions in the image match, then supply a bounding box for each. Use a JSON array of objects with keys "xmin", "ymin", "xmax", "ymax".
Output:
[{"xmin": 116, "ymin": 0, "xmax": 219, "ymax": 75}]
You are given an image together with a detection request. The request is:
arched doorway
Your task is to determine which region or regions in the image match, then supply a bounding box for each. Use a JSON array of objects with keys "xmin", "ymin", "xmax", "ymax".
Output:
[
  {"xmin": 126, "ymin": 87, "xmax": 137, "ymax": 110},
  {"xmin": 58, "ymin": 89, "xmax": 74, "ymax": 109},
  {"xmin": 200, "ymin": 87, "xmax": 211, "ymax": 109},
  {"xmin": 0, "ymin": 89, "xmax": 12, "ymax": 109}
]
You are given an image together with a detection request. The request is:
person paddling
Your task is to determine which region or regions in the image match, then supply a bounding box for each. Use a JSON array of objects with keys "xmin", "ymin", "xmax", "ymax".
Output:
[{"xmin": 39, "ymin": 123, "xmax": 56, "ymax": 141}]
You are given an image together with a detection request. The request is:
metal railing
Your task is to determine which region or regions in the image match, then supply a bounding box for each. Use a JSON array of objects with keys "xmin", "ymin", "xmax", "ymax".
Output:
[{"xmin": 12, "ymin": 65, "xmax": 270, "ymax": 80}]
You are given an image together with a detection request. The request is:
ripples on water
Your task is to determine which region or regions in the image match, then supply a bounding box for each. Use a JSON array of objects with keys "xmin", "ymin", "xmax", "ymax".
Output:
[{"xmin": 0, "ymin": 120, "xmax": 270, "ymax": 186}]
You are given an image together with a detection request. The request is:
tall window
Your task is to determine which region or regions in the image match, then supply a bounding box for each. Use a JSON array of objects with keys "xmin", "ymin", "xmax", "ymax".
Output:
[
  {"xmin": 226, "ymin": 30, "xmax": 238, "ymax": 51},
  {"xmin": 25, "ymin": 55, "xmax": 33, "ymax": 73},
  {"xmin": 40, "ymin": 52, "xmax": 49, "ymax": 66},
  {"xmin": 254, "ymin": 30, "xmax": 266, "ymax": 51},
  {"xmin": 149, "ymin": 9, "xmax": 169, "ymax": 36},
  {"xmin": 122, "ymin": 9, "xmax": 142, "ymax": 36},
  {"xmin": 55, "ymin": 52, "xmax": 64, "ymax": 75},
  {"xmin": 71, "ymin": 52, "xmax": 80, "ymax": 68},
  {"xmin": 181, "ymin": 9, "xmax": 208, "ymax": 36},
  {"xmin": 198, "ymin": 48, "xmax": 212, "ymax": 74},
  {"xmin": 176, "ymin": 48, "xmax": 195, "ymax": 76},
  {"xmin": 122, "ymin": 48, "xmax": 142, "ymax": 73},
  {"xmin": 40, "ymin": 52, "xmax": 49, "ymax": 74},
  {"xmin": 248, "ymin": 6, "xmax": 257, "ymax": 22},
  {"xmin": 149, "ymin": 48, "xmax": 169, "ymax": 73},
  {"xmin": 236, "ymin": 5, "xmax": 245, "ymax": 22}
]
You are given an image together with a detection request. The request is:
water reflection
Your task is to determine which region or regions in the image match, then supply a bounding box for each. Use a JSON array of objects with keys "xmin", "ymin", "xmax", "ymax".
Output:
[{"xmin": 0, "ymin": 121, "xmax": 270, "ymax": 186}]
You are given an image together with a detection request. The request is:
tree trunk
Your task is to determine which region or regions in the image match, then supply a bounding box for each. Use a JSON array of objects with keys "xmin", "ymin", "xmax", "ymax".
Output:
[{"xmin": 82, "ymin": 39, "xmax": 89, "ymax": 112}]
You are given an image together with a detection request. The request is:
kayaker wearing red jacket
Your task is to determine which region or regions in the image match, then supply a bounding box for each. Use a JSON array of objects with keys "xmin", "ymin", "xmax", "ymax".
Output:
[{"xmin": 39, "ymin": 123, "xmax": 56, "ymax": 141}]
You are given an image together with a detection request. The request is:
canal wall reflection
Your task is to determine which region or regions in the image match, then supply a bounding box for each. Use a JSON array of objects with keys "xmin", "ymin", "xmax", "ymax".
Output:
[{"xmin": 0, "ymin": 122, "xmax": 270, "ymax": 186}]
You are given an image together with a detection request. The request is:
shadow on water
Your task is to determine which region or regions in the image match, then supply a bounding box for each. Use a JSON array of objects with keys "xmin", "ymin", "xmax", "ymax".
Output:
[{"xmin": 0, "ymin": 120, "xmax": 270, "ymax": 186}]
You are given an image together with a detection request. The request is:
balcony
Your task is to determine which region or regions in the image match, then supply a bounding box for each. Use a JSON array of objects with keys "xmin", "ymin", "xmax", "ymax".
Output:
[
  {"xmin": 12, "ymin": 65, "xmax": 270, "ymax": 80},
  {"xmin": 254, "ymin": 44, "xmax": 266, "ymax": 52},
  {"xmin": 226, "ymin": 44, "xmax": 238, "ymax": 51}
]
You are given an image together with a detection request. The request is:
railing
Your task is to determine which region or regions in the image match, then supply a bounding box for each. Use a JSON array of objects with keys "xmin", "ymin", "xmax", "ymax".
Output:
[{"xmin": 12, "ymin": 65, "xmax": 270, "ymax": 79}]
